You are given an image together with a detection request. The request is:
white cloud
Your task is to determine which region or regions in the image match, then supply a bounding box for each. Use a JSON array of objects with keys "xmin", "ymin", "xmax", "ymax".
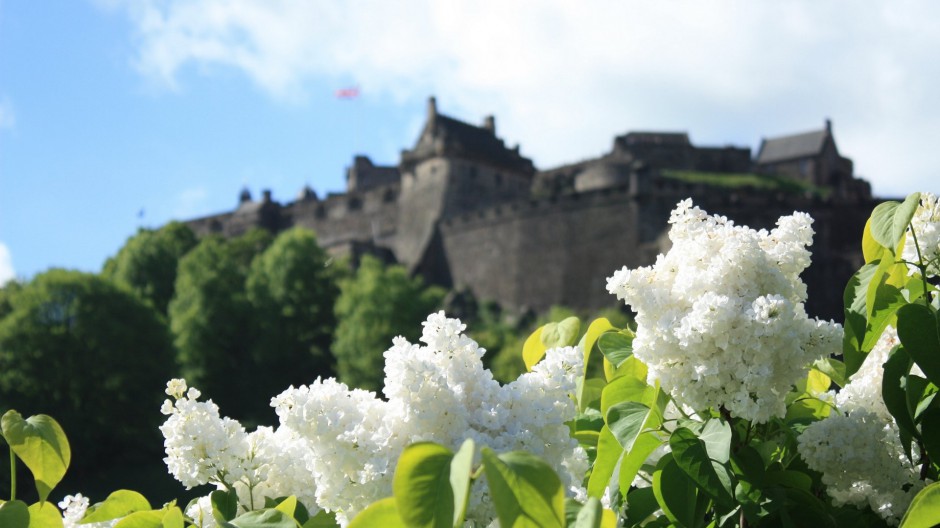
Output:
[
  {"xmin": 105, "ymin": 0, "xmax": 940, "ymax": 197},
  {"xmin": 0, "ymin": 243, "xmax": 15, "ymax": 286},
  {"xmin": 0, "ymin": 97, "xmax": 15, "ymax": 130}
]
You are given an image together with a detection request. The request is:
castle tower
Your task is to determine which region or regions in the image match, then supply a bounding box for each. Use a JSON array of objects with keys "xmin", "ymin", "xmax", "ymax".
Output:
[{"xmin": 394, "ymin": 97, "xmax": 535, "ymax": 281}]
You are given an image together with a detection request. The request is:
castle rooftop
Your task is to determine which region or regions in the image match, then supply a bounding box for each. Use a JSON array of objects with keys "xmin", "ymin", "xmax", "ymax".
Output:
[
  {"xmin": 401, "ymin": 97, "xmax": 534, "ymax": 174},
  {"xmin": 756, "ymin": 120, "xmax": 833, "ymax": 164}
]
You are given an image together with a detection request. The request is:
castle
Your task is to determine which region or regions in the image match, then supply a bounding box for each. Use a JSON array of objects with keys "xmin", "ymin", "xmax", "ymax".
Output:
[{"xmin": 185, "ymin": 97, "xmax": 877, "ymax": 320}]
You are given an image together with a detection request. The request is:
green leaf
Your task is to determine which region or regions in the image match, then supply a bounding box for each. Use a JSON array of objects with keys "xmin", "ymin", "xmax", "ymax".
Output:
[
  {"xmin": 162, "ymin": 506, "xmax": 184, "ymax": 528},
  {"xmin": 669, "ymin": 427, "xmax": 733, "ymax": 506},
  {"xmin": 541, "ymin": 317, "xmax": 580, "ymax": 349},
  {"xmin": 302, "ymin": 510, "xmax": 338, "ymax": 528},
  {"xmin": 606, "ymin": 402, "xmax": 659, "ymax": 451},
  {"xmin": 347, "ymin": 498, "xmax": 405, "ymax": 528},
  {"xmin": 870, "ymin": 193, "xmax": 920, "ymax": 251},
  {"xmin": 0, "ymin": 411, "xmax": 70, "ymax": 503},
  {"xmin": 393, "ymin": 442, "xmax": 456, "ymax": 528},
  {"xmin": 114, "ymin": 510, "xmax": 165, "ymax": 528},
  {"xmin": 764, "ymin": 470, "xmax": 812, "ymax": 492},
  {"xmin": 211, "ymin": 489, "xmax": 239, "ymax": 523},
  {"xmin": 652, "ymin": 455, "xmax": 700, "ymax": 528},
  {"xmin": 900, "ymin": 481, "xmax": 940, "ymax": 527},
  {"xmin": 843, "ymin": 262, "xmax": 879, "ymax": 375},
  {"xmin": 0, "ymin": 500, "xmax": 30, "ymax": 528},
  {"xmin": 918, "ymin": 408, "xmax": 940, "ymax": 468},
  {"xmin": 883, "ymin": 346, "xmax": 921, "ymax": 446},
  {"xmin": 730, "ymin": 445, "xmax": 765, "ymax": 487},
  {"xmin": 28, "ymin": 501, "xmax": 63, "ymax": 528},
  {"xmin": 522, "ymin": 326, "xmax": 546, "ymax": 371},
  {"xmin": 785, "ymin": 396, "xmax": 832, "ymax": 424},
  {"xmin": 570, "ymin": 497, "xmax": 601, "ymax": 528},
  {"xmin": 624, "ymin": 487, "xmax": 659, "ymax": 526},
  {"xmin": 896, "ymin": 304, "xmax": 940, "ymax": 383},
  {"xmin": 698, "ymin": 419, "xmax": 731, "ymax": 464},
  {"xmin": 863, "ymin": 283, "xmax": 908, "ymax": 351},
  {"xmin": 481, "ymin": 448, "xmax": 564, "ymax": 528},
  {"xmin": 224, "ymin": 509, "xmax": 298, "ymax": 528},
  {"xmin": 774, "ymin": 488, "xmax": 836, "ymax": 528},
  {"xmin": 449, "ymin": 439, "xmax": 475, "ymax": 527},
  {"xmin": 580, "ymin": 318, "xmax": 615, "ymax": 368},
  {"xmin": 577, "ymin": 377, "xmax": 607, "ymax": 413},
  {"xmin": 617, "ymin": 431, "xmax": 664, "ymax": 495},
  {"xmin": 578, "ymin": 318, "xmax": 616, "ymax": 410},
  {"xmin": 597, "ymin": 332, "xmax": 633, "ymax": 369},
  {"xmin": 273, "ymin": 496, "xmax": 297, "ymax": 520},
  {"xmin": 586, "ymin": 427, "xmax": 623, "ymax": 499},
  {"xmin": 82, "ymin": 490, "xmax": 152, "ymax": 523},
  {"xmin": 812, "ymin": 358, "xmax": 847, "ymax": 388},
  {"xmin": 862, "ymin": 217, "xmax": 886, "ymax": 263},
  {"xmin": 600, "ymin": 366, "xmax": 652, "ymax": 415}
]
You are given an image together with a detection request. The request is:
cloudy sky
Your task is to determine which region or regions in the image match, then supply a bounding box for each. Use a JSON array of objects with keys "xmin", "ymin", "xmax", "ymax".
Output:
[{"xmin": 1, "ymin": 1, "xmax": 938, "ymax": 283}]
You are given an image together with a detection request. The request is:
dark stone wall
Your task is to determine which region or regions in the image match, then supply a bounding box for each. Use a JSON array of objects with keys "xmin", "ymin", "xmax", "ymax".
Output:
[{"xmin": 439, "ymin": 184, "xmax": 870, "ymax": 320}]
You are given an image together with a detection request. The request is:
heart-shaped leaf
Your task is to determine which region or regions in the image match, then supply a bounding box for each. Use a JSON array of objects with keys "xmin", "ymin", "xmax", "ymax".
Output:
[
  {"xmin": 1, "ymin": 411, "xmax": 70, "ymax": 503},
  {"xmin": 870, "ymin": 192, "xmax": 920, "ymax": 251},
  {"xmin": 482, "ymin": 448, "xmax": 564, "ymax": 528},
  {"xmin": 347, "ymin": 498, "xmax": 406, "ymax": 528},
  {"xmin": 393, "ymin": 442, "xmax": 456, "ymax": 528},
  {"xmin": 82, "ymin": 490, "xmax": 151, "ymax": 523},
  {"xmin": 896, "ymin": 304, "xmax": 940, "ymax": 383}
]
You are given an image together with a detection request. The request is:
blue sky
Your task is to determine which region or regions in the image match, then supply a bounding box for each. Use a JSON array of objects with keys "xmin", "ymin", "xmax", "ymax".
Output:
[{"xmin": 1, "ymin": 1, "xmax": 939, "ymax": 284}]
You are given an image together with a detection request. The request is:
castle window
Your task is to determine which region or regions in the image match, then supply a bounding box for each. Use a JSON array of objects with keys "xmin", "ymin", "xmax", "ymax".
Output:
[
  {"xmin": 348, "ymin": 197, "xmax": 362, "ymax": 210},
  {"xmin": 469, "ymin": 167, "xmax": 478, "ymax": 179},
  {"xmin": 209, "ymin": 220, "xmax": 222, "ymax": 233},
  {"xmin": 315, "ymin": 205, "xmax": 326, "ymax": 219},
  {"xmin": 495, "ymin": 173, "xmax": 503, "ymax": 186}
]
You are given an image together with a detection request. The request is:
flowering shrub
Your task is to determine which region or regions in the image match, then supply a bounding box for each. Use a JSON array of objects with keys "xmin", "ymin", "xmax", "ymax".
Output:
[
  {"xmin": 161, "ymin": 311, "xmax": 588, "ymax": 526},
  {"xmin": 2, "ymin": 193, "xmax": 940, "ymax": 527},
  {"xmin": 606, "ymin": 199, "xmax": 841, "ymax": 423}
]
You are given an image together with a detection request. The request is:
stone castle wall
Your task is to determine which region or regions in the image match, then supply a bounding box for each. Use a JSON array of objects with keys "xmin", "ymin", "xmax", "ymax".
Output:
[{"xmin": 182, "ymin": 100, "xmax": 876, "ymax": 321}]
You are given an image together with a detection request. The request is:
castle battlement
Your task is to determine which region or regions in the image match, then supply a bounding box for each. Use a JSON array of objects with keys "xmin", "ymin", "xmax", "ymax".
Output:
[{"xmin": 183, "ymin": 97, "xmax": 876, "ymax": 319}]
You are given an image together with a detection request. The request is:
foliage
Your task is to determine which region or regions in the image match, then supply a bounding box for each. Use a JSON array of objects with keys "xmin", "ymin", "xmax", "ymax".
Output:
[
  {"xmin": 169, "ymin": 237, "xmax": 256, "ymax": 420},
  {"xmin": 245, "ymin": 228, "xmax": 340, "ymax": 414},
  {"xmin": 484, "ymin": 306, "xmax": 629, "ymax": 383},
  {"xmin": 227, "ymin": 228, "xmax": 274, "ymax": 274},
  {"xmin": 5, "ymin": 193, "xmax": 940, "ymax": 528},
  {"xmin": 0, "ymin": 270, "xmax": 174, "ymax": 480},
  {"xmin": 333, "ymin": 255, "xmax": 444, "ymax": 391},
  {"xmin": 102, "ymin": 222, "xmax": 198, "ymax": 315},
  {"xmin": 349, "ymin": 439, "xmax": 618, "ymax": 528},
  {"xmin": 661, "ymin": 169, "xmax": 830, "ymax": 198}
]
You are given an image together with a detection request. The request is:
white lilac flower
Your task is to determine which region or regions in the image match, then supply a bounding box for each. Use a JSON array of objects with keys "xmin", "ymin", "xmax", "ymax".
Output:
[
  {"xmin": 184, "ymin": 495, "xmax": 216, "ymax": 528},
  {"xmin": 835, "ymin": 326, "xmax": 901, "ymax": 421},
  {"xmin": 165, "ymin": 378, "xmax": 188, "ymax": 399},
  {"xmin": 798, "ymin": 410, "xmax": 922, "ymax": 525},
  {"xmin": 58, "ymin": 494, "xmax": 118, "ymax": 528},
  {"xmin": 606, "ymin": 199, "xmax": 842, "ymax": 422},
  {"xmin": 159, "ymin": 382, "xmax": 256, "ymax": 490},
  {"xmin": 161, "ymin": 312, "xmax": 587, "ymax": 527},
  {"xmin": 903, "ymin": 192, "xmax": 940, "ymax": 277},
  {"xmin": 799, "ymin": 326, "xmax": 924, "ymax": 525}
]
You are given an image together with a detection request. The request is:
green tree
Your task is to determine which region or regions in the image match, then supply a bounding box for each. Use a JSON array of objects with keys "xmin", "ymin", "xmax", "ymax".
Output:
[
  {"xmin": 228, "ymin": 227, "xmax": 273, "ymax": 274},
  {"xmin": 169, "ymin": 236, "xmax": 255, "ymax": 419},
  {"xmin": 246, "ymin": 228, "xmax": 340, "ymax": 410},
  {"xmin": 0, "ymin": 269, "xmax": 175, "ymax": 491},
  {"xmin": 102, "ymin": 222, "xmax": 198, "ymax": 315},
  {"xmin": 333, "ymin": 256, "xmax": 445, "ymax": 391}
]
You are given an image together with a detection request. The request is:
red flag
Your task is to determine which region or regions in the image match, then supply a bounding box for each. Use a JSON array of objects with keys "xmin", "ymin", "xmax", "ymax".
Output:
[{"xmin": 335, "ymin": 86, "xmax": 360, "ymax": 99}]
